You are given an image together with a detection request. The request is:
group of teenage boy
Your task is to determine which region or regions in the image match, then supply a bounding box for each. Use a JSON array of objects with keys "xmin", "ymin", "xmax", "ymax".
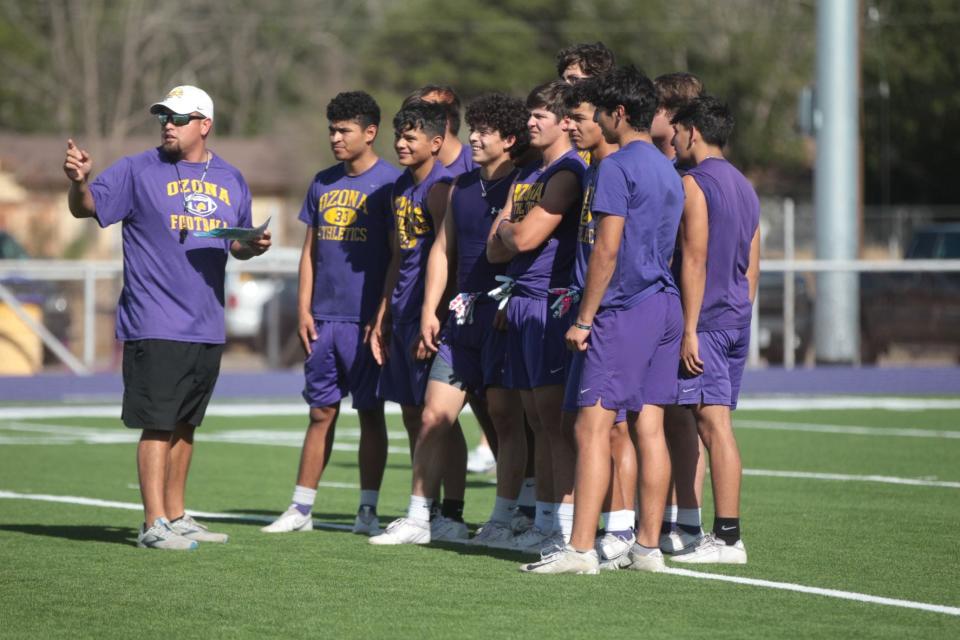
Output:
[{"xmin": 65, "ymin": 42, "xmax": 759, "ymax": 574}]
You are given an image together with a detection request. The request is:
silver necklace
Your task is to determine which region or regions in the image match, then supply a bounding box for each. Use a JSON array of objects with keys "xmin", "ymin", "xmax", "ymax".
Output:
[
  {"xmin": 479, "ymin": 168, "xmax": 516, "ymax": 198},
  {"xmin": 173, "ymin": 150, "xmax": 212, "ymax": 214}
]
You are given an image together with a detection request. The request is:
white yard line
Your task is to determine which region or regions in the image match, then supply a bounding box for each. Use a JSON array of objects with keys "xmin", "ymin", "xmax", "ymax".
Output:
[
  {"xmin": 1, "ymin": 489, "xmax": 957, "ymax": 618},
  {"xmin": 742, "ymin": 469, "xmax": 960, "ymax": 489},
  {"xmin": 735, "ymin": 420, "xmax": 960, "ymax": 439}
]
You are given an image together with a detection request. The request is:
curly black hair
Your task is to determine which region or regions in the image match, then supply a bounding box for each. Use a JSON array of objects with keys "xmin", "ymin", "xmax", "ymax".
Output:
[
  {"xmin": 592, "ymin": 65, "xmax": 657, "ymax": 132},
  {"xmin": 326, "ymin": 91, "xmax": 381, "ymax": 128},
  {"xmin": 465, "ymin": 92, "xmax": 531, "ymax": 160},
  {"xmin": 556, "ymin": 42, "xmax": 615, "ymax": 78},
  {"xmin": 671, "ymin": 96, "xmax": 735, "ymax": 147},
  {"xmin": 393, "ymin": 100, "xmax": 447, "ymax": 139}
]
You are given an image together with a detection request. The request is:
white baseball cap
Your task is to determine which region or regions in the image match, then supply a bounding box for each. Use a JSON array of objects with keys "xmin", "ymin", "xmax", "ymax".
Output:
[{"xmin": 150, "ymin": 85, "xmax": 214, "ymax": 120}]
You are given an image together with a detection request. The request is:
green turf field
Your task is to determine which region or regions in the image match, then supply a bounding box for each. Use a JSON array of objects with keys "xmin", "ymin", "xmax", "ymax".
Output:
[{"xmin": 1, "ymin": 402, "xmax": 958, "ymax": 638}]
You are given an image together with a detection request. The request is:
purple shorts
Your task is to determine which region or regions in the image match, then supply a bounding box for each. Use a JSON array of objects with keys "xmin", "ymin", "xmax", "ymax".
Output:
[
  {"xmin": 429, "ymin": 302, "xmax": 506, "ymax": 396},
  {"xmin": 563, "ymin": 290, "xmax": 682, "ymax": 412},
  {"xmin": 303, "ymin": 320, "xmax": 381, "ymax": 410},
  {"xmin": 677, "ymin": 326, "xmax": 750, "ymax": 409},
  {"xmin": 380, "ymin": 319, "xmax": 432, "ymax": 407},
  {"xmin": 503, "ymin": 296, "xmax": 567, "ymax": 390}
]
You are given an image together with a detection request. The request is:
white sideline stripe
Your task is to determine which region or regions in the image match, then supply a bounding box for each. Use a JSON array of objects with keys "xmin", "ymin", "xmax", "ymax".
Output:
[
  {"xmin": 736, "ymin": 420, "xmax": 960, "ymax": 439},
  {"xmin": 0, "ymin": 490, "xmax": 353, "ymax": 532},
  {"xmin": 661, "ymin": 568, "xmax": 960, "ymax": 617},
  {"xmin": 0, "ymin": 395, "xmax": 958, "ymax": 421},
  {"xmin": 743, "ymin": 469, "xmax": 960, "ymax": 489},
  {"xmin": 1, "ymin": 489, "xmax": 957, "ymax": 618},
  {"xmin": 2, "ymin": 423, "xmax": 957, "ymax": 490}
]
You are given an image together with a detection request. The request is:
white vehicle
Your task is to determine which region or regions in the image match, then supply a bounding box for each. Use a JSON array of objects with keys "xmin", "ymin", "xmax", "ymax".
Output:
[{"xmin": 225, "ymin": 247, "xmax": 299, "ymax": 345}]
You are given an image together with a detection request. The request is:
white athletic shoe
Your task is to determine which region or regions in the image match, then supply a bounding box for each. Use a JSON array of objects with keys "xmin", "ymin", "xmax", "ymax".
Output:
[
  {"xmin": 137, "ymin": 517, "xmax": 198, "ymax": 550},
  {"xmin": 659, "ymin": 528, "xmax": 703, "ymax": 555},
  {"xmin": 169, "ymin": 514, "xmax": 228, "ymax": 543},
  {"xmin": 520, "ymin": 545, "xmax": 599, "ymax": 574},
  {"xmin": 466, "ymin": 444, "xmax": 496, "ymax": 474},
  {"xmin": 468, "ymin": 521, "xmax": 515, "ymax": 548},
  {"xmin": 597, "ymin": 530, "xmax": 636, "ymax": 571},
  {"xmin": 431, "ymin": 516, "xmax": 469, "ymax": 542},
  {"xmin": 626, "ymin": 544, "xmax": 666, "ymax": 572},
  {"xmin": 540, "ymin": 531, "xmax": 566, "ymax": 557},
  {"xmin": 352, "ymin": 505, "xmax": 380, "ymax": 535},
  {"xmin": 510, "ymin": 510, "xmax": 534, "ymax": 534},
  {"xmin": 368, "ymin": 518, "xmax": 430, "ymax": 545},
  {"xmin": 510, "ymin": 526, "xmax": 550, "ymax": 554},
  {"xmin": 260, "ymin": 507, "xmax": 313, "ymax": 533},
  {"xmin": 669, "ymin": 533, "xmax": 747, "ymax": 564}
]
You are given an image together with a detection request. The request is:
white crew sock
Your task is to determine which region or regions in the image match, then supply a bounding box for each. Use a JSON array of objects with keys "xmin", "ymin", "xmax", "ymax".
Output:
[
  {"xmin": 557, "ymin": 502, "xmax": 574, "ymax": 541},
  {"xmin": 491, "ymin": 496, "xmax": 517, "ymax": 525},
  {"xmin": 359, "ymin": 490, "xmax": 379, "ymax": 509},
  {"xmin": 606, "ymin": 509, "xmax": 635, "ymax": 532},
  {"xmin": 677, "ymin": 507, "xmax": 702, "ymax": 531},
  {"xmin": 663, "ymin": 504, "xmax": 678, "ymax": 525},
  {"xmin": 292, "ymin": 485, "xmax": 317, "ymax": 510},
  {"xmin": 552, "ymin": 502, "xmax": 563, "ymax": 534},
  {"xmin": 534, "ymin": 501, "xmax": 552, "ymax": 532},
  {"xmin": 517, "ymin": 478, "xmax": 536, "ymax": 507},
  {"xmin": 406, "ymin": 495, "xmax": 433, "ymax": 523}
]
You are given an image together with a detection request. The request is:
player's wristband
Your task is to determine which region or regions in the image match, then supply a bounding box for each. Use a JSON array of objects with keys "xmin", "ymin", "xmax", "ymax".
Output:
[{"xmin": 574, "ymin": 322, "xmax": 592, "ymax": 331}]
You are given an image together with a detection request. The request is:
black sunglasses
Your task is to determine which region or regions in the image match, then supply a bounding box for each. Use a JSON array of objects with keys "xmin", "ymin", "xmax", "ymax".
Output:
[{"xmin": 156, "ymin": 113, "xmax": 205, "ymax": 126}]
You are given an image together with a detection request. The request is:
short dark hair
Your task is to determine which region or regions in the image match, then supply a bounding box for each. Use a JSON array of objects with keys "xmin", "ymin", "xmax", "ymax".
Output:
[
  {"xmin": 393, "ymin": 100, "xmax": 448, "ymax": 139},
  {"xmin": 654, "ymin": 73, "xmax": 704, "ymax": 114},
  {"xmin": 402, "ymin": 85, "xmax": 462, "ymax": 135},
  {"xmin": 562, "ymin": 76, "xmax": 601, "ymax": 110},
  {"xmin": 556, "ymin": 42, "xmax": 615, "ymax": 78},
  {"xmin": 526, "ymin": 80, "xmax": 568, "ymax": 119},
  {"xmin": 592, "ymin": 65, "xmax": 658, "ymax": 132},
  {"xmin": 326, "ymin": 91, "xmax": 381, "ymax": 128},
  {"xmin": 465, "ymin": 92, "xmax": 531, "ymax": 160},
  {"xmin": 671, "ymin": 96, "xmax": 735, "ymax": 147}
]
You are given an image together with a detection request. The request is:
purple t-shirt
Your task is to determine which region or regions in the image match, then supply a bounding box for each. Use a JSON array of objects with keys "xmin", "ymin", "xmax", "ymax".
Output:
[
  {"xmin": 390, "ymin": 161, "xmax": 453, "ymax": 321},
  {"xmin": 89, "ymin": 148, "xmax": 252, "ymax": 343},
  {"xmin": 450, "ymin": 167, "xmax": 516, "ymax": 292},
  {"xmin": 297, "ymin": 158, "xmax": 400, "ymax": 324},
  {"xmin": 506, "ymin": 149, "xmax": 586, "ymax": 298},
  {"xmin": 591, "ymin": 140, "xmax": 683, "ymax": 310},
  {"xmin": 444, "ymin": 144, "xmax": 476, "ymax": 178},
  {"xmin": 682, "ymin": 157, "xmax": 760, "ymax": 331},
  {"xmin": 573, "ymin": 160, "xmax": 601, "ymax": 289}
]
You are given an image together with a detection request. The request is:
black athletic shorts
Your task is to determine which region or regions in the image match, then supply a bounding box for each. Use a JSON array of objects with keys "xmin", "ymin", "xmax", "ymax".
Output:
[{"xmin": 121, "ymin": 339, "xmax": 224, "ymax": 430}]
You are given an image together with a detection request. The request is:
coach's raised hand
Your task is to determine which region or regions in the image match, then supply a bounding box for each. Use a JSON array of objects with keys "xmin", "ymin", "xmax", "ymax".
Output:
[
  {"xmin": 63, "ymin": 139, "xmax": 92, "ymax": 183},
  {"xmin": 64, "ymin": 139, "xmax": 97, "ymax": 219}
]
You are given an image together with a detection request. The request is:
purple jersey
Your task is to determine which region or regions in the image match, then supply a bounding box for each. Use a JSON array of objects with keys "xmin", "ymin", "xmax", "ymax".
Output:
[
  {"xmin": 683, "ymin": 157, "xmax": 760, "ymax": 331},
  {"xmin": 444, "ymin": 144, "xmax": 476, "ymax": 178},
  {"xmin": 297, "ymin": 158, "xmax": 400, "ymax": 323},
  {"xmin": 590, "ymin": 140, "xmax": 683, "ymax": 310},
  {"xmin": 390, "ymin": 161, "xmax": 453, "ymax": 321},
  {"xmin": 89, "ymin": 148, "xmax": 252, "ymax": 343},
  {"xmin": 506, "ymin": 149, "xmax": 586, "ymax": 298},
  {"xmin": 573, "ymin": 160, "xmax": 601, "ymax": 289},
  {"xmin": 451, "ymin": 167, "xmax": 516, "ymax": 292}
]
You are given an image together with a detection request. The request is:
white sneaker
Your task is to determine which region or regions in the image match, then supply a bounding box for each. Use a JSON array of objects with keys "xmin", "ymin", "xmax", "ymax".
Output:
[
  {"xmin": 626, "ymin": 544, "xmax": 666, "ymax": 572},
  {"xmin": 659, "ymin": 528, "xmax": 703, "ymax": 554},
  {"xmin": 137, "ymin": 517, "xmax": 198, "ymax": 550},
  {"xmin": 669, "ymin": 533, "xmax": 747, "ymax": 564},
  {"xmin": 169, "ymin": 514, "xmax": 228, "ymax": 543},
  {"xmin": 466, "ymin": 444, "xmax": 496, "ymax": 473},
  {"xmin": 368, "ymin": 518, "xmax": 430, "ymax": 545},
  {"xmin": 510, "ymin": 510, "xmax": 534, "ymax": 534},
  {"xmin": 511, "ymin": 525, "xmax": 549, "ymax": 554},
  {"xmin": 597, "ymin": 530, "xmax": 635, "ymax": 571},
  {"xmin": 352, "ymin": 505, "xmax": 380, "ymax": 535},
  {"xmin": 468, "ymin": 521, "xmax": 515, "ymax": 548},
  {"xmin": 431, "ymin": 516, "xmax": 469, "ymax": 542},
  {"xmin": 520, "ymin": 545, "xmax": 599, "ymax": 574},
  {"xmin": 261, "ymin": 507, "xmax": 313, "ymax": 533},
  {"xmin": 540, "ymin": 531, "xmax": 566, "ymax": 557}
]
